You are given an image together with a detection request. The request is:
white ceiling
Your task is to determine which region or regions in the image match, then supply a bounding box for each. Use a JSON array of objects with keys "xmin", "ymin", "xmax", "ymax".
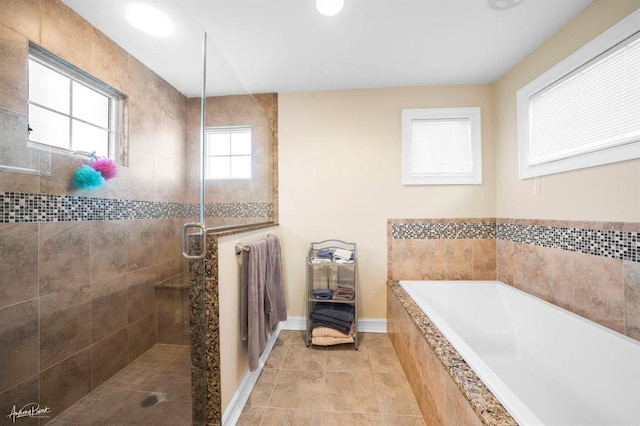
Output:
[{"xmin": 62, "ymin": 0, "xmax": 593, "ymax": 97}]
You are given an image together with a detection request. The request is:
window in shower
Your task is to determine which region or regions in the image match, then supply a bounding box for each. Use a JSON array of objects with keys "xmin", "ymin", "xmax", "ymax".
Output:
[
  {"xmin": 205, "ymin": 126, "xmax": 252, "ymax": 180},
  {"xmin": 27, "ymin": 43, "xmax": 127, "ymax": 163},
  {"xmin": 517, "ymin": 10, "xmax": 640, "ymax": 179}
]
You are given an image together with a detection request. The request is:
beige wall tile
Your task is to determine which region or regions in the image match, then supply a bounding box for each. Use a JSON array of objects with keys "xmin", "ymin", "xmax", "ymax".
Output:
[
  {"xmin": 0, "ymin": 301, "xmax": 38, "ymax": 393},
  {"xmin": 445, "ymin": 240, "xmax": 473, "ymax": 280},
  {"xmin": 445, "ymin": 379, "xmax": 482, "ymax": 426},
  {"xmin": 126, "ymin": 219, "xmax": 155, "ymax": 272},
  {"xmin": 0, "ymin": 375, "xmax": 39, "ymax": 426},
  {"xmin": 39, "ymin": 285, "xmax": 91, "ymax": 370},
  {"xmin": 91, "ymin": 329, "xmax": 128, "ymax": 388},
  {"xmin": 90, "ymin": 221, "xmax": 128, "ymax": 283},
  {"xmin": 39, "ymin": 348, "xmax": 92, "ymax": 416},
  {"xmin": 0, "ymin": 223, "xmax": 38, "ymax": 308},
  {"xmin": 496, "ymin": 239, "xmax": 514, "ymax": 284},
  {"xmin": 573, "ymin": 255, "xmax": 624, "ymax": 333},
  {"xmin": 0, "ymin": 0, "xmax": 40, "ymax": 43},
  {"xmin": 127, "ymin": 267, "xmax": 156, "ymax": 324},
  {"xmin": 623, "ymin": 261, "xmax": 640, "ymax": 340},
  {"xmin": 127, "ymin": 313, "xmax": 156, "ymax": 361},
  {"xmin": 0, "ymin": 26, "xmax": 28, "ymax": 115},
  {"xmin": 39, "ymin": 221, "xmax": 90, "ymax": 296},
  {"xmin": 537, "ymin": 246, "xmax": 576, "ymax": 311},
  {"xmin": 40, "ymin": 0, "xmax": 92, "ymax": 71},
  {"xmin": 91, "ymin": 275, "xmax": 128, "ymax": 343},
  {"xmin": 472, "ymin": 239, "xmax": 496, "ymax": 280}
]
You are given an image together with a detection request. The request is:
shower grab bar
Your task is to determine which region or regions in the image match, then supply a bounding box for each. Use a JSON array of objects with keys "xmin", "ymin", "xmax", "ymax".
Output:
[{"xmin": 181, "ymin": 223, "xmax": 207, "ymax": 260}]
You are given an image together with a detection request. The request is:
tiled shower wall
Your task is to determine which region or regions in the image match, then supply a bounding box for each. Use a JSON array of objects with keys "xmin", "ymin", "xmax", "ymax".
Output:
[
  {"xmin": 0, "ymin": 0, "xmax": 189, "ymax": 421},
  {"xmin": 388, "ymin": 218, "xmax": 640, "ymax": 342}
]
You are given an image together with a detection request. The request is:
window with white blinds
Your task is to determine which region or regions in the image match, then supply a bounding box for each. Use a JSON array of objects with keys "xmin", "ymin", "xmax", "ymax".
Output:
[
  {"xmin": 402, "ymin": 107, "xmax": 482, "ymax": 185},
  {"xmin": 517, "ymin": 9, "xmax": 640, "ymax": 179}
]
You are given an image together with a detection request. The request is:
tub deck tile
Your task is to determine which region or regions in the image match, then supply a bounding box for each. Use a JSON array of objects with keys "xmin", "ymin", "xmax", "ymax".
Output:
[{"xmin": 387, "ymin": 280, "xmax": 517, "ymax": 426}]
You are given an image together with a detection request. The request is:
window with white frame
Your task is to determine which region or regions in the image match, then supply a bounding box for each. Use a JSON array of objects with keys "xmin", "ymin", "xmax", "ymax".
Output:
[
  {"xmin": 402, "ymin": 107, "xmax": 482, "ymax": 185},
  {"xmin": 517, "ymin": 10, "xmax": 640, "ymax": 179},
  {"xmin": 205, "ymin": 126, "xmax": 252, "ymax": 180},
  {"xmin": 27, "ymin": 43, "xmax": 126, "ymax": 161}
]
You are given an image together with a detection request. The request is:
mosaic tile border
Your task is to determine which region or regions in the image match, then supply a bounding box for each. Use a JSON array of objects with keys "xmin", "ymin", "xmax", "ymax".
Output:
[
  {"xmin": 1, "ymin": 191, "xmax": 274, "ymax": 223},
  {"xmin": 206, "ymin": 202, "xmax": 274, "ymax": 218},
  {"xmin": 391, "ymin": 221, "xmax": 496, "ymax": 240},
  {"xmin": 390, "ymin": 219, "xmax": 639, "ymax": 263},
  {"xmin": 497, "ymin": 222, "xmax": 638, "ymax": 263}
]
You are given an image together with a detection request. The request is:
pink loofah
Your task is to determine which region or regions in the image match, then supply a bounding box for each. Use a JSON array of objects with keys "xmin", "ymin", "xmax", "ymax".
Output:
[{"xmin": 91, "ymin": 158, "xmax": 118, "ymax": 180}]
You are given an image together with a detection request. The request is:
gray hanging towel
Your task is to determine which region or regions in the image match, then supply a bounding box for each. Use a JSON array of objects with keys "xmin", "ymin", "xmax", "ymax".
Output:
[{"xmin": 265, "ymin": 235, "xmax": 288, "ymax": 331}]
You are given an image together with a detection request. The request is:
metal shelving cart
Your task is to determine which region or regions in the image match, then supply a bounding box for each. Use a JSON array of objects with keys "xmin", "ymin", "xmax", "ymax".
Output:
[{"xmin": 305, "ymin": 239, "xmax": 358, "ymax": 349}]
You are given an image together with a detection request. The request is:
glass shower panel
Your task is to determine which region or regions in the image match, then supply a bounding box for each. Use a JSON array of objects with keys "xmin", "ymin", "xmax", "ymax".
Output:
[{"xmin": 200, "ymin": 36, "xmax": 276, "ymax": 229}]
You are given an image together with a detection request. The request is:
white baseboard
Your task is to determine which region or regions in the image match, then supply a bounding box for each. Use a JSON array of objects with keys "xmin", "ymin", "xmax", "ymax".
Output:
[
  {"xmin": 222, "ymin": 324, "xmax": 282, "ymax": 426},
  {"xmin": 222, "ymin": 316, "xmax": 387, "ymax": 425}
]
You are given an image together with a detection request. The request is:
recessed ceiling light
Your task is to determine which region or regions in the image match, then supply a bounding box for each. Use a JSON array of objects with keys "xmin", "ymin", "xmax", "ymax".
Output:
[
  {"xmin": 125, "ymin": 3, "xmax": 174, "ymax": 37},
  {"xmin": 488, "ymin": 0, "xmax": 525, "ymax": 10},
  {"xmin": 316, "ymin": 0, "xmax": 344, "ymax": 17}
]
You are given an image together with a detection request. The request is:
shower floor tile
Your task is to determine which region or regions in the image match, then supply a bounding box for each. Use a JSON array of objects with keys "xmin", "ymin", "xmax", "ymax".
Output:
[
  {"xmin": 48, "ymin": 344, "xmax": 191, "ymax": 426},
  {"xmin": 237, "ymin": 331, "xmax": 425, "ymax": 426}
]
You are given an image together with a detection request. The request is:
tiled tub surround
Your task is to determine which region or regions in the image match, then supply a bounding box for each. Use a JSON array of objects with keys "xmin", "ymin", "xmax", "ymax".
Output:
[
  {"xmin": 396, "ymin": 280, "xmax": 640, "ymax": 425},
  {"xmin": 387, "ymin": 281, "xmax": 515, "ymax": 426},
  {"xmin": 388, "ymin": 218, "xmax": 498, "ymax": 282},
  {"xmin": 388, "ymin": 218, "xmax": 640, "ymax": 341},
  {"xmin": 496, "ymin": 218, "xmax": 640, "ymax": 339}
]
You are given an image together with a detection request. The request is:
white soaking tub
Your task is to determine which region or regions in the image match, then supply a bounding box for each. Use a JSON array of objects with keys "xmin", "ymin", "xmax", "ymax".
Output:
[{"xmin": 399, "ymin": 280, "xmax": 640, "ymax": 426}]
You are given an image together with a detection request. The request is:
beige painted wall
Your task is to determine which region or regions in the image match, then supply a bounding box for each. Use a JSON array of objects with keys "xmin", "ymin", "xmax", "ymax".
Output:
[
  {"xmin": 494, "ymin": 0, "xmax": 640, "ymax": 221},
  {"xmin": 278, "ymin": 85, "xmax": 495, "ymax": 318},
  {"xmin": 218, "ymin": 226, "xmax": 280, "ymax": 414}
]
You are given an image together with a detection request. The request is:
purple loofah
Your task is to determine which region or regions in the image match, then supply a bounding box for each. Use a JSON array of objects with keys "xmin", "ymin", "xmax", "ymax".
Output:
[
  {"xmin": 73, "ymin": 164, "xmax": 105, "ymax": 189},
  {"xmin": 91, "ymin": 158, "xmax": 118, "ymax": 180}
]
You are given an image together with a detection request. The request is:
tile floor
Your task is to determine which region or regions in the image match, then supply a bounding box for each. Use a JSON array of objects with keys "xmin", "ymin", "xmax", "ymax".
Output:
[
  {"xmin": 48, "ymin": 344, "xmax": 192, "ymax": 425},
  {"xmin": 46, "ymin": 332, "xmax": 424, "ymax": 425},
  {"xmin": 237, "ymin": 331, "xmax": 425, "ymax": 426}
]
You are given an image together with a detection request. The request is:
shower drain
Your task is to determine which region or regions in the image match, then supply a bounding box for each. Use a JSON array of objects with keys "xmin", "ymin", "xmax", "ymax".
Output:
[{"xmin": 140, "ymin": 392, "xmax": 167, "ymax": 408}]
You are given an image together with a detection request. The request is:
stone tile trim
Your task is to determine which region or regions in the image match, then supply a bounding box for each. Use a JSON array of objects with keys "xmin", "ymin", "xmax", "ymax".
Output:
[
  {"xmin": 206, "ymin": 202, "xmax": 274, "ymax": 218},
  {"xmin": 497, "ymin": 221, "xmax": 638, "ymax": 263},
  {"xmin": 390, "ymin": 218, "xmax": 639, "ymax": 263},
  {"xmin": 0, "ymin": 191, "xmax": 274, "ymax": 223},
  {"xmin": 391, "ymin": 219, "xmax": 496, "ymax": 240}
]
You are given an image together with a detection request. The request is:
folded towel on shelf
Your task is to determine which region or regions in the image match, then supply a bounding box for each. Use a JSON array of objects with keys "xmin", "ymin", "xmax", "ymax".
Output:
[
  {"xmin": 311, "ymin": 320, "xmax": 351, "ymax": 335},
  {"xmin": 312, "ymin": 335, "xmax": 354, "ymax": 346},
  {"xmin": 312, "ymin": 325, "xmax": 352, "ymax": 339},
  {"xmin": 312, "ymin": 289, "xmax": 333, "ymax": 300},
  {"xmin": 334, "ymin": 282, "xmax": 354, "ymax": 300},
  {"xmin": 312, "ymin": 303, "xmax": 355, "ymax": 323},
  {"xmin": 333, "ymin": 294, "xmax": 354, "ymax": 301},
  {"xmin": 309, "ymin": 312, "xmax": 352, "ymax": 327},
  {"xmin": 316, "ymin": 248, "xmax": 335, "ymax": 259}
]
